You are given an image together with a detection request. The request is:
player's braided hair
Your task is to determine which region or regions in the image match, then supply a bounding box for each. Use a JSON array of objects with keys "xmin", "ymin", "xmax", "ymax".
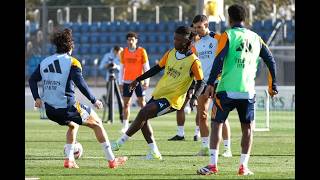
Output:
[
  {"xmin": 175, "ymin": 26, "xmax": 196, "ymax": 50},
  {"xmin": 51, "ymin": 28, "xmax": 73, "ymax": 54}
]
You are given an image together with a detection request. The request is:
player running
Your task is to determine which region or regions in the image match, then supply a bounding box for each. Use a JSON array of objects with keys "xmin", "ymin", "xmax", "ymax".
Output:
[
  {"xmin": 28, "ymin": 28, "xmax": 127, "ymax": 169},
  {"xmin": 111, "ymin": 26, "xmax": 205, "ymax": 160}
]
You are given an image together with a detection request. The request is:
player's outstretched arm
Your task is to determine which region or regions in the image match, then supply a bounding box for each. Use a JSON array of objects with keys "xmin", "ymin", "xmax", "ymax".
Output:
[{"xmin": 129, "ymin": 64, "xmax": 164, "ymax": 92}]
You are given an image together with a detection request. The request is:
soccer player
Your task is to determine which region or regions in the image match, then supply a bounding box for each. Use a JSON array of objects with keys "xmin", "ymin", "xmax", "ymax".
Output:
[
  {"xmin": 192, "ymin": 14, "xmax": 232, "ymax": 157},
  {"xmin": 168, "ymin": 24, "xmax": 200, "ymax": 141},
  {"xmin": 111, "ymin": 26, "xmax": 205, "ymax": 160},
  {"xmin": 28, "ymin": 28, "xmax": 127, "ymax": 169},
  {"xmin": 197, "ymin": 4, "xmax": 278, "ymax": 175},
  {"xmin": 119, "ymin": 32, "xmax": 150, "ymax": 133}
]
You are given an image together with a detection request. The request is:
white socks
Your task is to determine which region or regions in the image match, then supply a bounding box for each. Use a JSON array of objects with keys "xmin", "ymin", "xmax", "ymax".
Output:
[
  {"xmin": 201, "ymin": 137, "xmax": 209, "ymax": 148},
  {"xmin": 224, "ymin": 139, "xmax": 231, "ymax": 150},
  {"xmin": 65, "ymin": 144, "xmax": 75, "ymax": 161},
  {"xmin": 209, "ymin": 149, "xmax": 219, "ymax": 165},
  {"xmin": 177, "ymin": 126, "xmax": 185, "ymax": 137},
  {"xmin": 122, "ymin": 119, "xmax": 129, "ymax": 130},
  {"xmin": 117, "ymin": 133, "xmax": 130, "ymax": 146},
  {"xmin": 101, "ymin": 141, "xmax": 115, "ymax": 161},
  {"xmin": 148, "ymin": 142, "xmax": 160, "ymax": 155},
  {"xmin": 240, "ymin": 154, "xmax": 250, "ymax": 167},
  {"xmin": 194, "ymin": 126, "xmax": 200, "ymax": 136}
]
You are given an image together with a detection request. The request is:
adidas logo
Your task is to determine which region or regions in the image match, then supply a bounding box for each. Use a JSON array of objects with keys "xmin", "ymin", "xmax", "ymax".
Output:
[
  {"xmin": 159, "ymin": 102, "xmax": 164, "ymax": 108},
  {"xmin": 43, "ymin": 59, "xmax": 62, "ymax": 74}
]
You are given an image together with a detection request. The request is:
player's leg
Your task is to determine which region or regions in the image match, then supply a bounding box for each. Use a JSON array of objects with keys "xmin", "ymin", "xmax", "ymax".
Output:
[
  {"xmin": 194, "ymin": 109, "xmax": 200, "ymax": 141},
  {"xmin": 71, "ymin": 102, "xmax": 127, "ymax": 169},
  {"xmin": 221, "ymin": 119, "xmax": 232, "ymax": 157},
  {"xmin": 236, "ymin": 98, "xmax": 255, "ymax": 175},
  {"xmin": 112, "ymin": 97, "xmax": 175, "ymax": 156},
  {"xmin": 44, "ymin": 103, "xmax": 80, "ymax": 168},
  {"xmin": 112, "ymin": 98, "xmax": 159, "ymax": 151},
  {"xmin": 136, "ymin": 83, "xmax": 146, "ymax": 108},
  {"xmin": 64, "ymin": 121, "xmax": 80, "ymax": 168},
  {"xmin": 141, "ymin": 121, "xmax": 162, "ymax": 160},
  {"xmin": 195, "ymin": 94, "xmax": 211, "ymax": 156},
  {"xmin": 168, "ymin": 96, "xmax": 188, "ymax": 141},
  {"xmin": 122, "ymin": 83, "xmax": 134, "ymax": 133},
  {"xmin": 197, "ymin": 93, "xmax": 232, "ymax": 175}
]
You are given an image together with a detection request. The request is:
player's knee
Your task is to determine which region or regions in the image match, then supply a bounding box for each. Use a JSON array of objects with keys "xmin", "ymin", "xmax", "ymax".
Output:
[
  {"xmin": 199, "ymin": 111, "xmax": 208, "ymax": 121},
  {"xmin": 85, "ymin": 117, "xmax": 101, "ymax": 129},
  {"xmin": 68, "ymin": 123, "xmax": 79, "ymax": 129},
  {"xmin": 139, "ymin": 107, "xmax": 151, "ymax": 120},
  {"xmin": 124, "ymin": 102, "xmax": 130, "ymax": 108}
]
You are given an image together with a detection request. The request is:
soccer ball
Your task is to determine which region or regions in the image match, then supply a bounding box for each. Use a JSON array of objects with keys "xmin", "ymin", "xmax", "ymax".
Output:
[{"xmin": 64, "ymin": 142, "xmax": 83, "ymax": 159}]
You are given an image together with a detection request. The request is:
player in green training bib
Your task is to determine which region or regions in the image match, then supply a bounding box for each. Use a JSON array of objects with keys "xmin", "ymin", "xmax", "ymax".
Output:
[{"xmin": 197, "ymin": 4, "xmax": 278, "ymax": 176}]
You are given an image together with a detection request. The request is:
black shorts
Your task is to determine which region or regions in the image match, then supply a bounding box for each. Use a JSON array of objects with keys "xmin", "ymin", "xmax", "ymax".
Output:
[
  {"xmin": 45, "ymin": 102, "xmax": 92, "ymax": 126},
  {"xmin": 123, "ymin": 83, "xmax": 145, "ymax": 97},
  {"xmin": 147, "ymin": 97, "xmax": 176, "ymax": 117},
  {"xmin": 211, "ymin": 92, "xmax": 255, "ymax": 124}
]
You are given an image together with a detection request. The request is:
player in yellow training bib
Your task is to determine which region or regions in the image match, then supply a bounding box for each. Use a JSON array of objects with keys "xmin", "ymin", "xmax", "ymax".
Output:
[{"xmin": 111, "ymin": 26, "xmax": 205, "ymax": 160}]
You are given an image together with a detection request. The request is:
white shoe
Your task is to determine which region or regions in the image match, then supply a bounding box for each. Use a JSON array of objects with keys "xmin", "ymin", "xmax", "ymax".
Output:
[
  {"xmin": 144, "ymin": 151, "xmax": 163, "ymax": 160},
  {"xmin": 221, "ymin": 149, "xmax": 232, "ymax": 157}
]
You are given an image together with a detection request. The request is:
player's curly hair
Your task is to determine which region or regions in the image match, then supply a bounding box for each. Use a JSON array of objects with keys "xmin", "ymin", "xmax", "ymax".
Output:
[
  {"xmin": 228, "ymin": 4, "xmax": 246, "ymax": 22},
  {"xmin": 51, "ymin": 28, "xmax": 74, "ymax": 54}
]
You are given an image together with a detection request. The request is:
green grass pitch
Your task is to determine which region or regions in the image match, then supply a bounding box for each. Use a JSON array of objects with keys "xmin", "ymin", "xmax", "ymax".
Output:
[{"xmin": 25, "ymin": 109, "xmax": 294, "ymax": 179}]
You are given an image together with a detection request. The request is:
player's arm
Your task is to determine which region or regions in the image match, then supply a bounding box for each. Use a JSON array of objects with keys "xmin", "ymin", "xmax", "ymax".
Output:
[
  {"xmin": 190, "ymin": 60, "xmax": 205, "ymax": 98},
  {"xmin": 118, "ymin": 51, "xmax": 124, "ymax": 86},
  {"xmin": 259, "ymin": 38, "xmax": 278, "ymax": 96},
  {"xmin": 207, "ymin": 33, "xmax": 229, "ymax": 86},
  {"xmin": 142, "ymin": 49, "xmax": 150, "ymax": 87},
  {"xmin": 70, "ymin": 58, "xmax": 97, "ymax": 104},
  {"xmin": 189, "ymin": 60, "xmax": 205, "ymax": 108},
  {"xmin": 129, "ymin": 50, "xmax": 169, "ymax": 91},
  {"xmin": 29, "ymin": 64, "xmax": 42, "ymax": 107},
  {"xmin": 135, "ymin": 50, "xmax": 169, "ymax": 82}
]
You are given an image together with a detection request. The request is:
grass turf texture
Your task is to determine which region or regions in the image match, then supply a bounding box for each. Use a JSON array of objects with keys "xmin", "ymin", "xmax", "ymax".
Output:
[{"xmin": 25, "ymin": 109, "xmax": 294, "ymax": 179}]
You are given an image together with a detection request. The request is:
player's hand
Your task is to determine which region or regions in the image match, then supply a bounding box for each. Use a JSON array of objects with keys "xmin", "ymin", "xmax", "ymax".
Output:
[
  {"xmin": 204, "ymin": 85, "xmax": 215, "ymax": 98},
  {"xmin": 94, "ymin": 99, "xmax": 103, "ymax": 109},
  {"xmin": 129, "ymin": 80, "xmax": 139, "ymax": 92},
  {"xmin": 268, "ymin": 84, "xmax": 278, "ymax": 97},
  {"xmin": 34, "ymin": 98, "xmax": 42, "ymax": 108},
  {"xmin": 143, "ymin": 83, "xmax": 149, "ymax": 90},
  {"xmin": 189, "ymin": 96, "xmax": 198, "ymax": 110}
]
